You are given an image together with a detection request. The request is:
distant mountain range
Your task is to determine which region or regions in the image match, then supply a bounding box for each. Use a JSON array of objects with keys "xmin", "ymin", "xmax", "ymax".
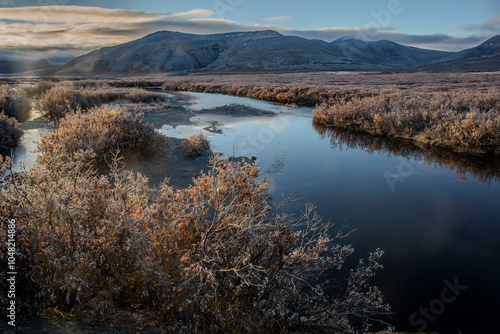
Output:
[
  {"xmin": 0, "ymin": 58, "xmax": 55, "ymax": 75},
  {"xmin": 4, "ymin": 30, "xmax": 500, "ymax": 75}
]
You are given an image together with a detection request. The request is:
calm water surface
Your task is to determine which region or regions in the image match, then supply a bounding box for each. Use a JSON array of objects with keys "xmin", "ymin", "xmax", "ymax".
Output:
[
  {"xmin": 161, "ymin": 92, "xmax": 500, "ymax": 334},
  {"xmin": 14, "ymin": 91, "xmax": 500, "ymax": 333}
]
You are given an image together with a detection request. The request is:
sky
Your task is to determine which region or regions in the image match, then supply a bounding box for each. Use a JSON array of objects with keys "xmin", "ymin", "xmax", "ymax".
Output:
[{"xmin": 0, "ymin": 0, "xmax": 499, "ymax": 59}]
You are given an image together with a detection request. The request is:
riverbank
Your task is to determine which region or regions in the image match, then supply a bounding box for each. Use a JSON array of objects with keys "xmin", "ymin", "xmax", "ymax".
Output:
[
  {"xmin": 159, "ymin": 72, "xmax": 500, "ymax": 155},
  {"xmin": 6, "ymin": 72, "xmax": 499, "ymax": 155}
]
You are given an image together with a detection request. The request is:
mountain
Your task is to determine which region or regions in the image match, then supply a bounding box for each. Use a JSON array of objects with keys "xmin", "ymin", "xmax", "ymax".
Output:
[
  {"xmin": 56, "ymin": 30, "xmax": 500, "ymax": 75},
  {"xmin": 58, "ymin": 30, "xmax": 284, "ymax": 75},
  {"xmin": 0, "ymin": 58, "xmax": 55, "ymax": 74},
  {"xmin": 198, "ymin": 35, "xmax": 353, "ymax": 73},
  {"xmin": 391, "ymin": 35, "xmax": 500, "ymax": 73},
  {"xmin": 434, "ymin": 35, "xmax": 500, "ymax": 63},
  {"xmin": 330, "ymin": 38, "xmax": 453, "ymax": 68}
]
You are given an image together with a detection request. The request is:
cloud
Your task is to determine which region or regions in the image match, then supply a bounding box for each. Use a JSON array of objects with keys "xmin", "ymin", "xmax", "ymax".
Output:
[
  {"xmin": 0, "ymin": 6, "xmax": 160, "ymax": 23},
  {"xmin": 169, "ymin": 9, "xmax": 214, "ymax": 19},
  {"xmin": 261, "ymin": 16, "xmax": 292, "ymax": 23},
  {"xmin": 463, "ymin": 15, "xmax": 500, "ymax": 34},
  {"xmin": 0, "ymin": 5, "xmax": 495, "ymax": 56}
]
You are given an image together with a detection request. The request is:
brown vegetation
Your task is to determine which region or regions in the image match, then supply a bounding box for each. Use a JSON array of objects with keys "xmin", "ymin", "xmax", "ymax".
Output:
[
  {"xmin": 160, "ymin": 72, "xmax": 500, "ymax": 155},
  {"xmin": 0, "ymin": 84, "xmax": 31, "ymax": 122},
  {"xmin": 35, "ymin": 81, "xmax": 168, "ymax": 118},
  {"xmin": 182, "ymin": 132, "xmax": 210, "ymax": 157},
  {"xmin": 36, "ymin": 106, "xmax": 166, "ymax": 169},
  {"xmin": 0, "ymin": 113, "xmax": 23, "ymax": 156},
  {"xmin": 312, "ymin": 91, "xmax": 500, "ymax": 154},
  {"xmin": 0, "ymin": 106, "xmax": 391, "ymax": 333}
]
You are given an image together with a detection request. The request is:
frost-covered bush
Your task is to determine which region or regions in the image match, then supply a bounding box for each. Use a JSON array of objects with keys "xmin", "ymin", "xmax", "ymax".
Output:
[
  {"xmin": 38, "ymin": 82, "xmax": 98, "ymax": 118},
  {"xmin": 37, "ymin": 81, "xmax": 167, "ymax": 118},
  {"xmin": 0, "ymin": 85, "xmax": 31, "ymax": 122},
  {"xmin": 183, "ymin": 132, "xmax": 210, "ymax": 157},
  {"xmin": 0, "ymin": 113, "xmax": 23, "ymax": 156},
  {"xmin": 0, "ymin": 152, "xmax": 391, "ymax": 333},
  {"xmin": 313, "ymin": 92, "xmax": 500, "ymax": 154},
  {"xmin": 36, "ymin": 106, "xmax": 166, "ymax": 169}
]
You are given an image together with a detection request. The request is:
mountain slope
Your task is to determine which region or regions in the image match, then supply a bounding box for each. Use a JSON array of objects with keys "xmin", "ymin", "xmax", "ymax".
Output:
[
  {"xmin": 396, "ymin": 36, "xmax": 500, "ymax": 73},
  {"xmin": 330, "ymin": 38, "xmax": 452, "ymax": 68},
  {"xmin": 434, "ymin": 35, "xmax": 500, "ymax": 63},
  {"xmin": 201, "ymin": 35, "xmax": 357, "ymax": 72},
  {"xmin": 58, "ymin": 30, "xmax": 282, "ymax": 75},
  {"xmin": 56, "ymin": 30, "xmax": 500, "ymax": 75}
]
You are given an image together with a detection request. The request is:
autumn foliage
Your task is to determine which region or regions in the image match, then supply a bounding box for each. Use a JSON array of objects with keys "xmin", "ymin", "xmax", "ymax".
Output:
[
  {"xmin": 0, "ymin": 85, "xmax": 31, "ymax": 122},
  {"xmin": 36, "ymin": 81, "xmax": 167, "ymax": 118}
]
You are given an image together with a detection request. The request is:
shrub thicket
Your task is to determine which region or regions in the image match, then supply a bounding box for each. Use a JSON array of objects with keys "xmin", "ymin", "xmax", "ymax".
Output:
[
  {"xmin": 38, "ymin": 81, "xmax": 98, "ymax": 118},
  {"xmin": 37, "ymin": 81, "xmax": 168, "ymax": 118},
  {"xmin": 36, "ymin": 106, "xmax": 166, "ymax": 169},
  {"xmin": 0, "ymin": 85, "xmax": 31, "ymax": 122},
  {"xmin": 0, "ymin": 113, "xmax": 23, "ymax": 156},
  {"xmin": 0, "ymin": 154, "xmax": 391, "ymax": 333},
  {"xmin": 312, "ymin": 92, "xmax": 500, "ymax": 154},
  {"xmin": 183, "ymin": 132, "xmax": 210, "ymax": 157},
  {"xmin": 22, "ymin": 80, "xmax": 57, "ymax": 99}
]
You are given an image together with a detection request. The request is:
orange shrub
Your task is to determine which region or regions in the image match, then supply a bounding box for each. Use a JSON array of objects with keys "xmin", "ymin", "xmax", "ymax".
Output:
[
  {"xmin": 312, "ymin": 92, "xmax": 500, "ymax": 154},
  {"xmin": 182, "ymin": 132, "xmax": 210, "ymax": 157},
  {"xmin": 36, "ymin": 106, "xmax": 166, "ymax": 169}
]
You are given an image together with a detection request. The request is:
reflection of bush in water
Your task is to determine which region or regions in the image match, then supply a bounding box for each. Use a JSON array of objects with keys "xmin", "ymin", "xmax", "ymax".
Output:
[
  {"xmin": 313, "ymin": 123, "xmax": 500, "ymax": 184},
  {"xmin": 162, "ymin": 73, "xmax": 500, "ymax": 155}
]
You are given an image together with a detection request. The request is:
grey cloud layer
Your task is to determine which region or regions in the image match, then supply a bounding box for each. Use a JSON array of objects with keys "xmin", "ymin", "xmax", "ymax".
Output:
[
  {"xmin": 464, "ymin": 15, "xmax": 500, "ymax": 33},
  {"xmin": 0, "ymin": 6, "xmax": 495, "ymax": 54}
]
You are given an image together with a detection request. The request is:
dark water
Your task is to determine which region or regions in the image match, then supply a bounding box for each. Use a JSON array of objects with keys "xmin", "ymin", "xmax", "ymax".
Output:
[
  {"xmin": 13, "ymin": 91, "xmax": 500, "ymax": 333},
  {"xmin": 160, "ymin": 92, "xmax": 500, "ymax": 334}
]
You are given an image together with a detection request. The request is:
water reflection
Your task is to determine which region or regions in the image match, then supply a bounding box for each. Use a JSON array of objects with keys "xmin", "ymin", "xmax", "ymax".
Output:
[{"xmin": 313, "ymin": 123, "xmax": 500, "ymax": 184}]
